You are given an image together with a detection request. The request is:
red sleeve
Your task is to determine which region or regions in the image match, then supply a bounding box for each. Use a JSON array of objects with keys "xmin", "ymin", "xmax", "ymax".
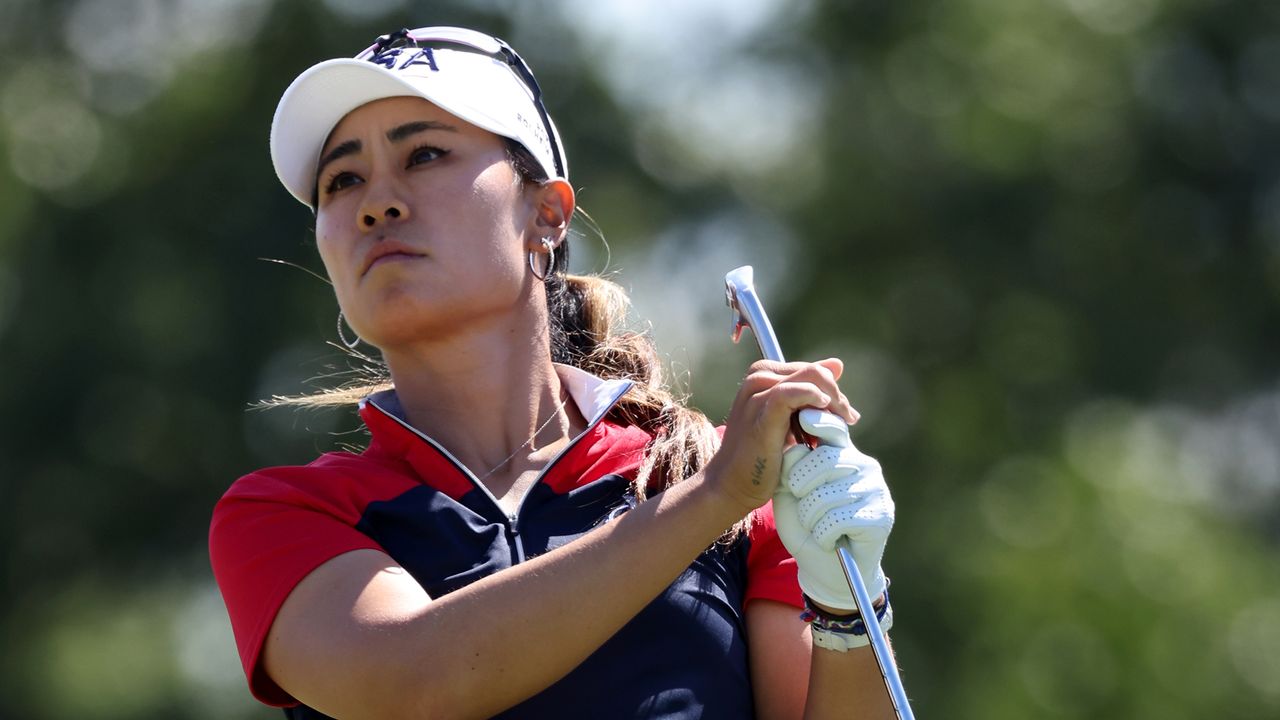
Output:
[
  {"xmin": 744, "ymin": 500, "xmax": 803, "ymax": 609},
  {"xmin": 208, "ymin": 466, "xmax": 384, "ymax": 706}
]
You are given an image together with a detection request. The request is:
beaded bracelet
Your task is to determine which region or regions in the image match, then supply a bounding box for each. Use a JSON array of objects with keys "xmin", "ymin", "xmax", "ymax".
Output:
[
  {"xmin": 801, "ymin": 586, "xmax": 894, "ymax": 652},
  {"xmin": 800, "ymin": 586, "xmax": 892, "ymax": 637}
]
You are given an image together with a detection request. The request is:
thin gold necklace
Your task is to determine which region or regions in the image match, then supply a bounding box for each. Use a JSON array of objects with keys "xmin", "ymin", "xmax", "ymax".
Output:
[{"xmin": 475, "ymin": 394, "xmax": 570, "ymax": 482}]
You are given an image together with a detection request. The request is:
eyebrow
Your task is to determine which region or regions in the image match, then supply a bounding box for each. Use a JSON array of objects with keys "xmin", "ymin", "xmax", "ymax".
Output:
[
  {"xmin": 387, "ymin": 120, "xmax": 457, "ymax": 143},
  {"xmin": 316, "ymin": 120, "xmax": 460, "ymax": 181},
  {"xmin": 316, "ymin": 139, "xmax": 361, "ymax": 180}
]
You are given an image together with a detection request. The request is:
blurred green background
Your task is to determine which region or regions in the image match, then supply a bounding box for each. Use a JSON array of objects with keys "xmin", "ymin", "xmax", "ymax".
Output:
[{"xmin": 2, "ymin": 0, "xmax": 1278, "ymax": 717}]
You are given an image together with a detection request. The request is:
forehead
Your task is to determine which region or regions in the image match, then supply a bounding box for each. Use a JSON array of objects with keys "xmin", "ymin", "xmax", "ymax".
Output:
[{"xmin": 321, "ymin": 96, "xmax": 494, "ymax": 155}]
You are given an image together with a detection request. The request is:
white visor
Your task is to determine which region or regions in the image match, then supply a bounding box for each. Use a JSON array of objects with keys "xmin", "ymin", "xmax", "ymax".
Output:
[{"xmin": 270, "ymin": 31, "xmax": 567, "ymax": 207}]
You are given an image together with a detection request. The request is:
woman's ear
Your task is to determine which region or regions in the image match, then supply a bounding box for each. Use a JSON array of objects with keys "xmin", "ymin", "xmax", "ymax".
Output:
[{"xmin": 527, "ymin": 178, "xmax": 575, "ymax": 249}]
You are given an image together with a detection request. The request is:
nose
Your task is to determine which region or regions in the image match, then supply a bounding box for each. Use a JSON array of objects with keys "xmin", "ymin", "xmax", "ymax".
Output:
[{"xmin": 357, "ymin": 196, "xmax": 411, "ymax": 232}]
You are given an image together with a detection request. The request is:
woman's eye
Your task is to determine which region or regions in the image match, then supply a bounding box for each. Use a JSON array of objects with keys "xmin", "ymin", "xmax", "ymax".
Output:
[
  {"xmin": 324, "ymin": 171, "xmax": 361, "ymax": 195},
  {"xmin": 408, "ymin": 145, "xmax": 447, "ymax": 167}
]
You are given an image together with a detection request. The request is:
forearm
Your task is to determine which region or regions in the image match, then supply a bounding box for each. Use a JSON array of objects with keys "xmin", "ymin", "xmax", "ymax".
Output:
[
  {"xmin": 803, "ymin": 642, "xmax": 897, "ymax": 720},
  {"xmin": 401, "ymin": 473, "xmax": 742, "ymax": 717}
]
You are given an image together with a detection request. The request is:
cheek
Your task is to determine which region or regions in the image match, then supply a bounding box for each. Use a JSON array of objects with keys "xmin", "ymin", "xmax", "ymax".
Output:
[
  {"xmin": 313, "ymin": 219, "xmax": 355, "ymax": 305},
  {"xmin": 313, "ymin": 223, "xmax": 339, "ymax": 274},
  {"xmin": 470, "ymin": 171, "xmax": 534, "ymax": 260},
  {"xmin": 315, "ymin": 202, "xmax": 358, "ymax": 263}
]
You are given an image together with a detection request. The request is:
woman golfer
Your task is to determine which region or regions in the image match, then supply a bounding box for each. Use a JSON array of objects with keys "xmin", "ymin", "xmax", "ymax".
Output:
[{"xmin": 210, "ymin": 25, "xmax": 900, "ymax": 719}]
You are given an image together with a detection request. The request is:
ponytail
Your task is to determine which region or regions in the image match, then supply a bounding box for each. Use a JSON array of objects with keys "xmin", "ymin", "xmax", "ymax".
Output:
[{"xmin": 546, "ymin": 273, "xmax": 723, "ymax": 504}]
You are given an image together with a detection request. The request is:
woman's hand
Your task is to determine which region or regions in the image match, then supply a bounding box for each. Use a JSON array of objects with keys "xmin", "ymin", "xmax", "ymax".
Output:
[
  {"xmin": 705, "ymin": 358, "xmax": 860, "ymax": 516},
  {"xmin": 776, "ymin": 410, "xmax": 893, "ymax": 612}
]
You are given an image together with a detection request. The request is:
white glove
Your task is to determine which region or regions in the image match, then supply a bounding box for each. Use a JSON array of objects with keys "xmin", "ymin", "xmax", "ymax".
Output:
[{"xmin": 775, "ymin": 408, "xmax": 894, "ymax": 612}]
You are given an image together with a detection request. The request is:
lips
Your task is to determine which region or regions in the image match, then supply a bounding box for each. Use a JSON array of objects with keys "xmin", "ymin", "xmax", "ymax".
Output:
[{"xmin": 361, "ymin": 240, "xmax": 425, "ymax": 277}]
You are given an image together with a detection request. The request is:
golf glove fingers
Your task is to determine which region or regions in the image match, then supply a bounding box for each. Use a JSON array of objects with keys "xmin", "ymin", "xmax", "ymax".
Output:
[
  {"xmin": 774, "ymin": 412, "xmax": 894, "ymax": 611},
  {"xmin": 797, "ymin": 459, "xmax": 892, "ymax": 547},
  {"xmin": 783, "ymin": 445, "xmax": 857, "ymax": 497},
  {"xmin": 795, "ymin": 407, "xmax": 852, "ymax": 447}
]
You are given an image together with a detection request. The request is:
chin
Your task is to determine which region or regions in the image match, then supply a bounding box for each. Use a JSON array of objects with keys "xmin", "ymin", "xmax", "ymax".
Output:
[{"xmin": 354, "ymin": 275, "xmax": 530, "ymax": 346}]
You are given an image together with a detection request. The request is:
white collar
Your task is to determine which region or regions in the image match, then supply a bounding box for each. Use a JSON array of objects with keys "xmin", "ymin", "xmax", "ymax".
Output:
[{"xmin": 553, "ymin": 363, "xmax": 633, "ymax": 425}]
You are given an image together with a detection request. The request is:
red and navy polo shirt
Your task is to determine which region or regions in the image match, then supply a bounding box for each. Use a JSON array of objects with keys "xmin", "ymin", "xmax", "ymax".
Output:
[{"xmin": 210, "ymin": 365, "xmax": 801, "ymax": 718}]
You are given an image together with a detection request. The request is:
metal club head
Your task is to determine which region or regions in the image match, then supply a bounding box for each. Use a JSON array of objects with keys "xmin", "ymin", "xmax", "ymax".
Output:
[
  {"xmin": 725, "ymin": 265, "xmax": 755, "ymax": 346},
  {"xmin": 726, "ymin": 282, "xmax": 747, "ymax": 345},
  {"xmin": 724, "ymin": 265, "xmax": 786, "ymax": 362}
]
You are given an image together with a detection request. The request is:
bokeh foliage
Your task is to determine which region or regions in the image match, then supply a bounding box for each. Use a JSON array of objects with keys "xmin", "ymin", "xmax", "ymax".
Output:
[{"xmin": 1, "ymin": 0, "xmax": 1278, "ymax": 718}]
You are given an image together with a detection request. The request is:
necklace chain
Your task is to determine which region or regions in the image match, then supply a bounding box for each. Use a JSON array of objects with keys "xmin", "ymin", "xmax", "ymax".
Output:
[{"xmin": 475, "ymin": 394, "xmax": 569, "ymax": 482}]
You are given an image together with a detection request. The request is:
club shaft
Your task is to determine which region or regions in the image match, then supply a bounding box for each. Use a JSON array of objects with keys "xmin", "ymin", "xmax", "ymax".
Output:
[
  {"xmin": 725, "ymin": 269, "xmax": 913, "ymax": 720},
  {"xmin": 838, "ymin": 541, "xmax": 915, "ymax": 720}
]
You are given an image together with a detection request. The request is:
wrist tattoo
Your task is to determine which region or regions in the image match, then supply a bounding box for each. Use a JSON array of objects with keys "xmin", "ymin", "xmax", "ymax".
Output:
[{"xmin": 751, "ymin": 457, "xmax": 766, "ymax": 485}]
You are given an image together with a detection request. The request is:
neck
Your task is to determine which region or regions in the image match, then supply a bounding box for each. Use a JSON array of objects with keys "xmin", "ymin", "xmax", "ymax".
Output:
[{"xmin": 379, "ymin": 306, "xmax": 582, "ymax": 481}]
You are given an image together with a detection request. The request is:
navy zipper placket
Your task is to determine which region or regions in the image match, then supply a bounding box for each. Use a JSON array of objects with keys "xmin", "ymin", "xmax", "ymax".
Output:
[{"xmin": 367, "ymin": 379, "xmax": 633, "ymax": 566}]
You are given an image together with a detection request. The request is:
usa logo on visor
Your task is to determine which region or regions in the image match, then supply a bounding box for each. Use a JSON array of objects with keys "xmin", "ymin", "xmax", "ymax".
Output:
[{"xmin": 369, "ymin": 47, "xmax": 440, "ymax": 72}]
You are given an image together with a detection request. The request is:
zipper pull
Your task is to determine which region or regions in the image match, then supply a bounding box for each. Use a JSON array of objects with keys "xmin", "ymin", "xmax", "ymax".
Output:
[{"xmin": 507, "ymin": 513, "xmax": 526, "ymax": 564}]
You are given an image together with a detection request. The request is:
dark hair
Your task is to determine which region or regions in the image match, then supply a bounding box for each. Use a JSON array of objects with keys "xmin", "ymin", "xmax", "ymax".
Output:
[{"xmin": 504, "ymin": 140, "xmax": 727, "ymax": 515}]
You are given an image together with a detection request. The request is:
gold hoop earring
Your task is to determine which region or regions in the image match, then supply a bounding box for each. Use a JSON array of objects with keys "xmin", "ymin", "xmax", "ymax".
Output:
[{"xmin": 528, "ymin": 236, "xmax": 555, "ymax": 281}]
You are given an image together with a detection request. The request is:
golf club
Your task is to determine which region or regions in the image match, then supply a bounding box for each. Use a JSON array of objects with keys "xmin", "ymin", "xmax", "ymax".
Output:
[{"xmin": 724, "ymin": 265, "xmax": 915, "ymax": 720}]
